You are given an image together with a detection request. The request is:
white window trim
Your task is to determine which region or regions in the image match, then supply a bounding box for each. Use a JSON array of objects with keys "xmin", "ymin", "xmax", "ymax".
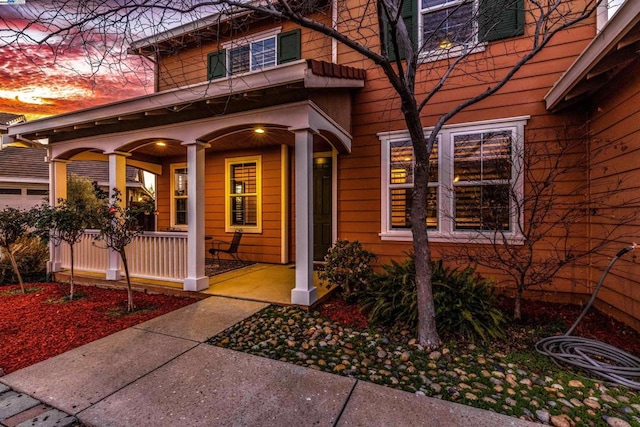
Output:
[
  {"xmin": 221, "ymin": 28, "xmax": 282, "ymax": 50},
  {"xmin": 379, "ymin": 116, "xmax": 529, "ymax": 244},
  {"xmin": 418, "ymin": 0, "xmax": 486, "ymax": 62},
  {"xmin": 225, "ymin": 155, "xmax": 263, "ymax": 234},
  {"xmin": 170, "ymin": 162, "xmax": 188, "ymax": 230}
]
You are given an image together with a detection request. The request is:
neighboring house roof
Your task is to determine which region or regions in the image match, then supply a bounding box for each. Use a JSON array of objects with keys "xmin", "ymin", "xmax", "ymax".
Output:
[
  {"xmin": 545, "ymin": 0, "xmax": 640, "ymax": 111},
  {"xmin": 0, "ymin": 113, "xmax": 26, "ymax": 128},
  {"xmin": 0, "ymin": 146, "xmax": 140, "ymax": 186}
]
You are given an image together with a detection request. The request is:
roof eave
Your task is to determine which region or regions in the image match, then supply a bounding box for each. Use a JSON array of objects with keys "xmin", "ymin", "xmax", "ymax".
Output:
[{"xmin": 545, "ymin": 0, "xmax": 640, "ymax": 111}]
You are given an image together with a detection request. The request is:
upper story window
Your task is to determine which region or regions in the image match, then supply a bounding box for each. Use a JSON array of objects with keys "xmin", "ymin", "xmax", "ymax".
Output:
[
  {"xmin": 379, "ymin": 116, "xmax": 528, "ymax": 243},
  {"xmin": 383, "ymin": 0, "xmax": 524, "ymax": 61},
  {"xmin": 421, "ymin": 0, "xmax": 475, "ymax": 51},
  {"xmin": 208, "ymin": 28, "xmax": 301, "ymax": 80}
]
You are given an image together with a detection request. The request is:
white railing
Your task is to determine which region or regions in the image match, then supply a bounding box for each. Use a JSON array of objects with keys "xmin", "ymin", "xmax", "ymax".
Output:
[
  {"xmin": 60, "ymin": 230, "xmax": 108, "ymax": 273},
  {"xmin": 126, "ymin": 232, "xmax": 188, "ymax": 282},
  {"xmin": 60, "ymin": 231, "xmax": 188, "ymax": 283}
]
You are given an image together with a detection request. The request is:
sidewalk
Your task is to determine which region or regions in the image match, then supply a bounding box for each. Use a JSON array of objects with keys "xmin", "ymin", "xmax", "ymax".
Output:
[{"xmin": 1, "ymin": 297, "xmax": 536, "ymax": 426}]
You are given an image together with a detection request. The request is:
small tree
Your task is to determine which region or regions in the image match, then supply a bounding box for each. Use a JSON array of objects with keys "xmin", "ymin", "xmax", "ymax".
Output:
[
  {"xmin": 318, "ymin": 239, "xmax": 376, "ymax": 300},
  {"xmin": 454, "ymin": 132, "xmax": 639, "ymax": 320},
  {"xmin": 0, "ymin": 208, "xmax": 31, "ymax": 293},
  {"xmin": 33, "ymin": 199, "xmax": 89, "ymax": 300},
  {"xmin": 93, "ymin": 187, "xmax": 143, "ymax": 312}
]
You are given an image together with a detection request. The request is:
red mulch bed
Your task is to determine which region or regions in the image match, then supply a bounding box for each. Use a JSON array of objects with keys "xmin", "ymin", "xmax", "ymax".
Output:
[
  {"xmin": 318, "ymin": 295, "xmax": 640, "ymax": 357},
  {"xmin": 0, "ymin": 282, "xmax": 197, "ymax": 375}
]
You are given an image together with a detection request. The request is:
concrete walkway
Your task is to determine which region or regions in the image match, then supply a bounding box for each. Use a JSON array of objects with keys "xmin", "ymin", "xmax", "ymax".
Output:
[{"xmin": 1, "ymin": 297, "xmax": 536, "ymax": 426}]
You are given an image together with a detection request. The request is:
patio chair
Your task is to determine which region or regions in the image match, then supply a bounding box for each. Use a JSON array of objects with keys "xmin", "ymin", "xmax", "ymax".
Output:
[{"xmin": 209, "ymin": 230, "xmax": 243, "ymax": 262}]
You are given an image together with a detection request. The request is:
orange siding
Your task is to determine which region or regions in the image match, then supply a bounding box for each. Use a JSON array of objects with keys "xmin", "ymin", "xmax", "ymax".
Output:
[
  {"xmin": 585, "ymin": 58, "xmax": 640, "ymax": 330},
  {"xmin": 156, "ymin": 146, "xmax": 285, "ymax": 264},
  {"xmin": 157, "ymin": 19, "xmax": 332, "ymax": 91}
]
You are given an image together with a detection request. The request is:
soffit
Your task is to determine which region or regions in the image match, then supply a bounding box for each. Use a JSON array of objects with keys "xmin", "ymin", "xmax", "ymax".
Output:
[
  {"xmin": 545, "ymin": 1, "xmax": 640, "ymax": 112},
  {"xmin": 8, "ymin": 60, "xmax": 364, "ymax": 145}
]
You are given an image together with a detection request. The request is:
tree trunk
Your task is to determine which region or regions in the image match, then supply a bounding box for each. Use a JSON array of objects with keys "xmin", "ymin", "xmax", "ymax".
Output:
[
  {"xmin": 120, "ymin": 250, "xmax": 134, "ymax": 312},
  {"xmin": 69, "ymin": 244, "xmax": 75, "ymax": 300},
  {"xmin": 8, "ymin": 248, "xmax": 24, "ymax": 294},
  {"xmin": 514, "ymin": 286, "xmax": 523, "ymax": 320},
  {"xmin": 403, "ymin": 104, "xmax": 442, "ymax": 349}
]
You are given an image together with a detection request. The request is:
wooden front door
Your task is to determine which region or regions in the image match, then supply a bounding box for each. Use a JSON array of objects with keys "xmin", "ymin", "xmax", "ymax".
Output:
[{"xmin": 313, "ymin": 157, "xmax": 332, "ymax": 261}]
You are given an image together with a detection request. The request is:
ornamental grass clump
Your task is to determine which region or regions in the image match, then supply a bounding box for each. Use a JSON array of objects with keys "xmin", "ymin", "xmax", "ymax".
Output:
[
  {"xmin": 359, "ymin": 253, "xmax": 505, "ymax": 342},
  {"xmin": 318, "ymin": 239, "xmax": 376, "ymax": 301}
]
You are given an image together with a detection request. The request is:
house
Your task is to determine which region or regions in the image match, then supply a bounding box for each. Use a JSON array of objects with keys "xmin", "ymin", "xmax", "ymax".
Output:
[
  {"xmin": 5, "ymin": 0, "xmax": 640, "ymax": 329},
  {"xmin": 0, "ymin": 145, "xmax": 146, "ymax": 211}
]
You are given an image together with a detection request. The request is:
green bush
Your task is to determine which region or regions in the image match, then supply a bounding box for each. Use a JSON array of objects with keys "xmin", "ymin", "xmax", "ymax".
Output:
[
  {"xmin": 359, "ymin": 254, "xmax": 505, "ymax": 342},
  {"xmin": 0, "ymin": 236, "xmax": 48, "ymax": 285},
  {"xmin": 318, "ymin": 239, "xmax": 376, "ymax": 300}
]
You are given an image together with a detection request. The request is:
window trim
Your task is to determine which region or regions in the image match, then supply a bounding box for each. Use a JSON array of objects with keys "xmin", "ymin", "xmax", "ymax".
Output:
[
  {"xmin": 379, "ymin": 116, "xmax": 529, "ymax": 244},
  {"xmin": 170, "ymin": 163, "xmax": 188, "ymax": 230},
  {"xmin": 222, "ymin": 28, "xmax": 281, "ymax": 76},
  {"xmin": 418, "ymin": 0, "xmax": 486, "ymax": 61},
  {"xmin": 225, "ymin": 155, "xmax": 262, "ymax": 234}
]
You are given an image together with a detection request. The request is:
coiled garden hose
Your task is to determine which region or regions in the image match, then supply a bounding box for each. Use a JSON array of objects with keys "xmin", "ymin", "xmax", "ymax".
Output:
[{"xmin": 535, "ymin": 244, "xmax": 640, "ymax": 390}]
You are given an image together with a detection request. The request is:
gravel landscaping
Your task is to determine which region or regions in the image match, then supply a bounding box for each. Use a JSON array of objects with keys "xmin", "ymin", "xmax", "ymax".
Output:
[{"xmin": 209, "ymin": 304, "xmax": 640, "ymax": 427}]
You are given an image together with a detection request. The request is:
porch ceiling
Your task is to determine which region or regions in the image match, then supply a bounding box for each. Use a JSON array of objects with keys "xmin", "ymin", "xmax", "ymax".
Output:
[{"xmin": 7, "ymin": 60, "xmax": 365, "ymax": 145}]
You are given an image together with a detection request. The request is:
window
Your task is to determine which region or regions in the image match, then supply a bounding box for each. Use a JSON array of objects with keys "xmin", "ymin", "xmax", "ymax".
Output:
[
  {"xmin": 421, "ymin": 0, "xmax": 475, "ymax": 51},
  {"xmin": 170, "ymin": 164, "xmax": 188, "ymax": 228},
  {"xmin": 382, "ymin": 0, "xmax": 524, "ymax": 61},
  {"xmin": 225, "ymin": 156, "xmax": 262, "ymax": 233},
  {"xmin": 379, "ymin": 117, "xmax": 527, "ymax": 243},
  {"xmin": 27, "ymin": 189, "xmax": 49, "ymax": 196},
  {"xmin": 208, "ymin": 29, "xmax": 301, "ymax": 80}
]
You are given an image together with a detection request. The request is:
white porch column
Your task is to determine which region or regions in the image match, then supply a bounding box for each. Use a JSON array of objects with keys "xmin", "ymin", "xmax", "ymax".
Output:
[
  {"xmin": 291, "ymin": 129, "xmax": 318, "ymax": 305},
  {"xmin": 182, "ymin": 140, "xmax": 209, "ymax": 291},
  {"xmin": 105, "ymin": 151, "xmax": 129, "ymax": 280},
  {"xmin": 47, "ymin": 158, "xmax": 67, "ymax": 273}
]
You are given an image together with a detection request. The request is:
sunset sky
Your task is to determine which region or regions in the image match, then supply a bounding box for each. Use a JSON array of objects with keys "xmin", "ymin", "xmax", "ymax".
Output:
[{"xmin": 0, "ymin": 3, "xmax": 154, "ymax": 121}]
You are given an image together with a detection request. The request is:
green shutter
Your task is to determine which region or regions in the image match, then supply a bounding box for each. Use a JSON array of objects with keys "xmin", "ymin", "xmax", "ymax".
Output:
[
  {"xmin": 207, "ymin": 49, "xmax": 227, "ymax": 80},
  {"xmin": 277, "ymin": 29, "xmax": 301, "ymax": 64},
  {"xmin": 382, "ymin": 0, "xmax": 417, "ymax": 61},
  {"xmin": 478, "ymin": 0, "xmax": 524, "ymax": 42}
]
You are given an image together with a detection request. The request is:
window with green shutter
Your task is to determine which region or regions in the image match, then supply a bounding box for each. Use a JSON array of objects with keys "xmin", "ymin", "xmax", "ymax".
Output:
[
  {"xmin": 381, "ymin": 0, "xmax": 524, "ymax": 61},
  {"xmin": 207, "ymin": 29, "xmax": 301, "ymax": 80}
]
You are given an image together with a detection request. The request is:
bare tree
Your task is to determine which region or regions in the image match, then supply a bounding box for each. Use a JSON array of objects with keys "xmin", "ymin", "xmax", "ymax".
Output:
[
  {"xmin": 450, "ymin": 128, "xmax": 640, "ymax": 320},
  {"xmin": 0, "ymin": 0, "xmax": 606, "ymax": 347}
]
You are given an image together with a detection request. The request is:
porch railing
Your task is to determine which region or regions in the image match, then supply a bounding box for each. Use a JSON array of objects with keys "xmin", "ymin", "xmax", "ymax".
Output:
[{"xmin": 59, "ymin": 231, "xmax": 188, "ymax": 283}]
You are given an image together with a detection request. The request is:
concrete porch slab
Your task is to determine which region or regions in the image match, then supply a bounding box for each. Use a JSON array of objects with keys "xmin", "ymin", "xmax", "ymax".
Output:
[
  {"xmin": 133, "ymin": 296, "xmax": 269, "ymax": 342},
  {"xmin": 336, "ymin": 380, "xmax": 536, "ymax": 426},
  {"xmin": 1, "ymin": 328, "xmax": 197, "ymax": 415},
  {"xmin": 78, "ymin": 344, "xmax": 356, "ymax": 426}
]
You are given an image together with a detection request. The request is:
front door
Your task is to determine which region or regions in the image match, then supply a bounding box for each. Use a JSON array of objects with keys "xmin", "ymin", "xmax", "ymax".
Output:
[{"xmin": 313, "ymin": 156, "xmax": 332, "ymax": 261}]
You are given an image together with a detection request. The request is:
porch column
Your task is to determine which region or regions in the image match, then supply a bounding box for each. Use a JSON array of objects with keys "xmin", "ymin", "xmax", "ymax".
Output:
[
  {"xmin": 47, "ymin": 158, "xmax": 67, "ymax": 273},
  {"xmin": 182, "ymin": 140, "xmax": 209, "ymax": 291},
  {"xmin": 105, "ymin": 151, "xmax": 129, "ymax": 281},
  {"xmin": 291, "ymin": 129, "xmax": 318, "ymax": 306}
]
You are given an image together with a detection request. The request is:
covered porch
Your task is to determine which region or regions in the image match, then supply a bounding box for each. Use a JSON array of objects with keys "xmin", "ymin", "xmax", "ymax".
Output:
[{"xmin": 7, "ymin": 59, "xmax": 365, "ymax": 306}]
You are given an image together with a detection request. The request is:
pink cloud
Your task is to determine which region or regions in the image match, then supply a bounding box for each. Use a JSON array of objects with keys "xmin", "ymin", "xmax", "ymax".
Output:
[{"xmin": 0, "ymin": 17, "xmax": 153, "ymax": 120}]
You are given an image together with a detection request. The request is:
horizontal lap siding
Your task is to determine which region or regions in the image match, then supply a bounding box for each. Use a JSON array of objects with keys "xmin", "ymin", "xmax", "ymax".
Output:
[
  {"xmin": 335, "ymin": 9, "xmax": 595, "ymax": 292},
  {"xmin": 157, "ymin": 20, "xmax": 332, "ymax": 91},
  {"xmin": 155, "ymin": 147, "xmax": 284, "ymax": 264},
  {"xmin": 586, "ymin": 58, "xmax": 640, "ymax": 330}
]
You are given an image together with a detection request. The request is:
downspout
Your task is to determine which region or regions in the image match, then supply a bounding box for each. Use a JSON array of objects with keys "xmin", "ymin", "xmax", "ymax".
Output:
[{"xmin": 332, "ymin": 0, "xmax": 338, "ymax": 62}]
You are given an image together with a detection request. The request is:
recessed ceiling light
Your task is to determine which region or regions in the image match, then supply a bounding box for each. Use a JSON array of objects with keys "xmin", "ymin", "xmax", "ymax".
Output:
[
  {"xmin": 254, "ymin": 128, "xmax": 265, "ymax": 134},
  {"xmin": 156, "ymin": 142, "xmax": 167, "ymax": 146}
]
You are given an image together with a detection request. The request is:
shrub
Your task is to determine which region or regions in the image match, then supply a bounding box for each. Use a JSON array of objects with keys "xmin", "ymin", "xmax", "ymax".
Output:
[
  {"xmin": 318, "ymin": 239, "xmax": 376, "ymax": 300},
  {"xmin": 359, "ymin": 253, "xmax": 505, "ymax": 342},
  {"xmin": 0, "ymin": 236, "xmax": 48, "ymax": 285}
]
